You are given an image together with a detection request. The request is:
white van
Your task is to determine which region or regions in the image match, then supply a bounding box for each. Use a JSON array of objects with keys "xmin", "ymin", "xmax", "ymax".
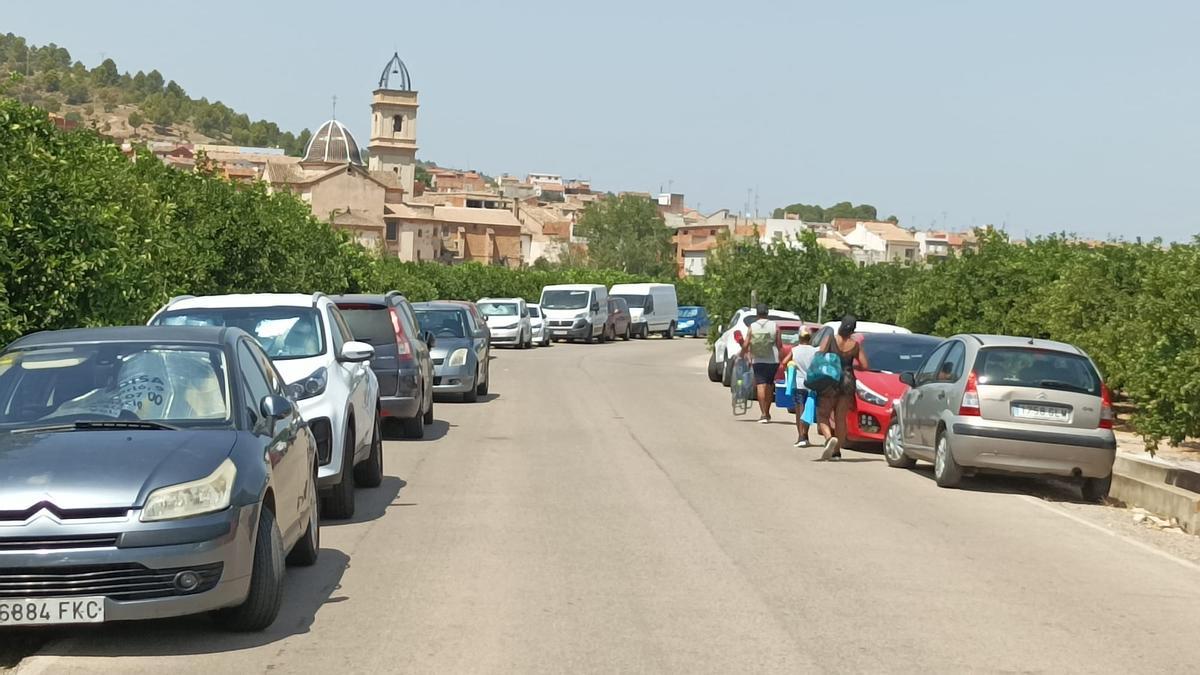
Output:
[
  {"xmin": 609, "ymin": 283, "xmax": 679, "ymax": 339},
  {"xmin": 539, "ymin": 284, "xmax": 608, "ymax": 343}
]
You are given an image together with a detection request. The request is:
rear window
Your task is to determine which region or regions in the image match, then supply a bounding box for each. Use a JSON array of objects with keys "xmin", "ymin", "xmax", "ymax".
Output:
[
  {"xmin": 974, "ymin": 347, "xmax": 1100, "ymax": 396},
  {"xmin": 338, "ymin": 307, "xmax": 396, "ymax": 346}
]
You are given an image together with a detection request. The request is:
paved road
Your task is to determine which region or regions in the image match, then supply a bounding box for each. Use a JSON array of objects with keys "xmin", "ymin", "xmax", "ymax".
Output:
[{"xmin": 12, "ymin": 339, "xmax": 1200, "ymax": 673}]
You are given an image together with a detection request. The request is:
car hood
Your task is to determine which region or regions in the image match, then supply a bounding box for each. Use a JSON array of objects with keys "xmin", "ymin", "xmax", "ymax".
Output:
[
  {"xmin": 0, "ymin": 429, "xmax": 238, "ymax": 512},
  {"xmin": 430, "ymin": 337, "xmax": 474, "ymax": 360},
  {"xmin": 271, "ymin": 355, "xmax": 329, "ymax": 385},
  {"xmin": 856, "ymin": 370, "xmax": 908, "ymax": 406}
]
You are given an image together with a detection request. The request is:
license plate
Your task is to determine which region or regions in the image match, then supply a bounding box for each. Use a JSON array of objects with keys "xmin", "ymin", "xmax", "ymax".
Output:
[
  {"xmin": 553, "ymin": 330, "xmax": 568, "ymax": 336},
  {"xmin": 0, "ymin": 597, "xmax": 104, "ymax": 625},
  {"xmin": 1012, "ymin": 404, "xmax": 1069, "ymax": 422}
]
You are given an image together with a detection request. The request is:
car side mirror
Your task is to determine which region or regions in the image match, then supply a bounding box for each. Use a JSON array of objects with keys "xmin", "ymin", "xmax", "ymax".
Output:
[
  {"xmin": 260, "ymin": 394, "xmax": 293, "ymax": 420},
  {"xmin": 591, "ymin": 303, "xmax": 599, "ymax": 313},
  {"xmin": 424, "ymin": 331, "xmax": 436, "ymax": 349},
  {"xmin": 899, "ymin": 372, "xmax": 916, "ymax": 387},
  {"xmin": 339, "ymin": 340, "xmax": 375, "ymax": 363}
]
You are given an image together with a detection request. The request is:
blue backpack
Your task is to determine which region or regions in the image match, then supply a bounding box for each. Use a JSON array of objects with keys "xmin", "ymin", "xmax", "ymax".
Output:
[{"xmin": 805, "ymin": 350, "xmax": 843, "ymax": 392}]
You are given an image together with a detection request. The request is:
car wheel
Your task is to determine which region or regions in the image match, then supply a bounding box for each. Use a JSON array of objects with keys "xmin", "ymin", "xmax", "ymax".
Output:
[
  {"xmin": 321, "ymin": 425, "xmax": 357, "ymax": 519},
  {"xmin": 721, "ymin": 358, "xmax": 733, "ymax": 387},
  {"xmin": 214, "ymin": 505, "xmax": 284, "ymax": 632},
  {"xmin": 884, "ymin": 420, "xmax": 915, "ymax": 468},
  {"xmin": 933, "ymin": 431, "xmax": 963, "ymax": 488},
  {"xmin": 584, "ymin": 326, "xmax": 595, "ymax": 344},
  {"xmin": 1081, "ymin": 474, "xmax": 1112, "ymax": 502},
  {"xmin": 623, "ymin": 325, "xmax": 632, "ymax": 341},
  {"xmin": 401, "ymin": 398, "xmax": 425, "ymax": 439},
  {"xmin": 464, "ymin": 367, "xmax": 480, "ymax": 402},
  {"xmin": 707, "ymin": 351, "xmax": 722, "ymax": 382},
  {"xmin": 356, "ymin": 414, "xmax": 385, "ymax": 484},
  {"xmin": 423, "ymin": 394, "xmax": 434, "ymax": 425},
  {"xmin": 664, "ymin": 322, "xmax": 676, "ymax": 339},
  {"xmin": 286, "ymin": 470, "xmax": 320, "ymax": 567}
]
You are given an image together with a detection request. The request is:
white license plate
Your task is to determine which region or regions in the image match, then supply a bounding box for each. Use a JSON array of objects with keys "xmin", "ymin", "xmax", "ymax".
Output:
[
  {"xmin": 1012, "ymin": 404, "xmax": 1069, "ymax": 422},
  {"xmin": 552, "ymin": 330, "xmax": 568, "ymax": 336},
  {"xmin": 0, "ymin": 597, "xmax": 105, "ymax": 625}
]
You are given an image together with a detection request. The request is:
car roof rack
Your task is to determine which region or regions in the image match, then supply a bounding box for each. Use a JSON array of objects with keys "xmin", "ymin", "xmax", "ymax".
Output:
[
  {"xmin": 311, "ymin": 292, "xmax": 327, "ymax": 308},
  {"xmin": 384, "ymin": 290, "xmax": 403, "ymax": 302}
]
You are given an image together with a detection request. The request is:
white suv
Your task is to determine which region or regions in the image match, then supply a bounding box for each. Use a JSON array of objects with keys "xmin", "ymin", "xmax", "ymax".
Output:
[
  {"xmin": 150, "ymin": 293, "xmax": 382, "ymax": 519},
  {"xmin": 708, "ymin": 307, "xmax": 801, "ymax": 386}
]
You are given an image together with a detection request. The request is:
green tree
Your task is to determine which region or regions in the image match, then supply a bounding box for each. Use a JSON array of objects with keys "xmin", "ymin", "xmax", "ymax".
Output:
[
  {"xmin": 771, "ymin": 201, "xmax": 880, "ymax": 222},
  {"xmin": 127, "ymin": 110, "xmax": 144, "ymax": 128},
  {"xmin": 574, "ymin": 195, "xmax": 674, "ymax": 276},
  {"xmin": 90, "ymin": 58, "xmax": 119, "ymax": 86}
]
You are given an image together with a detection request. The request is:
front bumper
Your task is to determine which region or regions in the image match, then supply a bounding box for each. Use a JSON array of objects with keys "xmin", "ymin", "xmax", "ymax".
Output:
[
  {"xmin": 489, "ymin": 326, "xmax": 522, "ymax": 344},
  {"xmin": 432, "ymin": 364, "xmax": 476, "ymax": 394},
  {"xmin": 547, "ymin": 323, "xmax": 592, "ymax": 339},
  {"xmin": 948, "ymin": 421, "xmax": 1117, "ymax": 478},
  {"xmin": 299, "ymin": 395, "xmax": 348, "ymax": 488},
  {"xmin": 0, "ymin": 503, "xmax": 258, "ymax": 623},
  {"xmin": 847, "ymin": 402, "xmax": 889, "ymax": 444}
]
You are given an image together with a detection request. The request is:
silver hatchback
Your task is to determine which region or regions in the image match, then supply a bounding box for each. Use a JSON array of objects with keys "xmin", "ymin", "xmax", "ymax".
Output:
[{"xmin": 885, "ymin": 335, "xmax": 1117, "ymax": 501}]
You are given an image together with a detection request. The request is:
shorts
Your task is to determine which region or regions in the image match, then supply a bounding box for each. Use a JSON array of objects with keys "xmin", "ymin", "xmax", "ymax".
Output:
[
  {"xmin": 752, "ymin": 362, "xmax": 778, "ymax": 386},
  {"xmin": 793, "ymin": 389, "xmax": 809, "ymax": 409}
]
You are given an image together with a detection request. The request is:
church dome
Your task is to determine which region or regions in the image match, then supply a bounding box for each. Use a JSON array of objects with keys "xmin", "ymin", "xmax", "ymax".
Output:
[
  {"xmin": 302, "ymin": 120, "xmax": 363, "ymax": 165},
  {"xmin": 378, "ymin": 52, "xmax": 413, "ymax": 91}
]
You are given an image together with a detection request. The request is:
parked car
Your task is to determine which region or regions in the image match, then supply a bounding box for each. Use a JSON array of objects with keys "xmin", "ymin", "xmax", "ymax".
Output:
[
  {"xmin": 539, "ymin": 284, "xmax": 608, "ymax": 343},
  {"xmin": 332, "ymin": 292, "xmax": 435, "ymax": 439},
  {"xmin": 821, "ymin": 319, "xmax": 911, "ymax": 335},
  {"xmin": 609, "ymin": 283, "xmax": 678, "ymax": 339},
  {"xmin": 676, "ymin": 306, "xmax": 711, "ymax": 338},
  {"xmin": 838, "ymin": 332, "xmax": 942, "ymax": 448},
  {"xmin": 477, "ymin": 298, "xmax": 532, "ymax": 349},
  {"xmin": 414, "ymin": 301, "xmax": 491, "ymax": 402},
  {"xmin": 529, "ymin": 303, "xmax": 550, "ymax": 347},
  {"xmin": 708, "ymin": 307, "xmax": 801, "ymax": 386},
  {"xmin": 885, "ymin": 334, "xmax": 1117, "ymax": 501},
  {"xmin": 605, "ymin": 297, "xmax": 633, "ymax": 341},
  {"xmin": 150, "ymin": 293, "xmax": 381, "ymax": 520},
  {"xmin": 0, "ymin": 326, "xmax": 324, "ymax": 631}
]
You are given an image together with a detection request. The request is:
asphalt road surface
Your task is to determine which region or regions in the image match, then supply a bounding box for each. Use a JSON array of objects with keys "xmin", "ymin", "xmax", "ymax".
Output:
[{"xmin": 10, "ymin": 339, "xmax": 1200, "ymax": 674}]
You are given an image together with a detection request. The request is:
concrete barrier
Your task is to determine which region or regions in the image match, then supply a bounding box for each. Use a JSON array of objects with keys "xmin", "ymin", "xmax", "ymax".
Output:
[{"xmin": 1111, "ymin": 453, "xmax": 1200, "ymax": 533}]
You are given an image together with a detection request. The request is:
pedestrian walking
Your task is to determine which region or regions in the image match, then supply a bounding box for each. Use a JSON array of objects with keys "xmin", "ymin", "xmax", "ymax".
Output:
[
  {"xmin": 740, "ymin": 304, "xmax": 783, "ymax": 423},
  {"xmin": 781, "ymin": 329, "xmax": 817, "ymax": 447},
  {"xmin": 815, "ymin": 314, "xmax": 869, "ymax": 460}
]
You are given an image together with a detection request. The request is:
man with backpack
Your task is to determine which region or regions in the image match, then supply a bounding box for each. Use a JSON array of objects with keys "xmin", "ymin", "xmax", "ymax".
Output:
[{"xmin": 740, "ymin": 304, "xmax": 783, "ymax": 423}]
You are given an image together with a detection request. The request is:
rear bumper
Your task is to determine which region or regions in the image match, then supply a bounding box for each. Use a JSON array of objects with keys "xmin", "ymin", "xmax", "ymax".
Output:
[
  {"xmin": 949, "ymin": 422, "xmax": 1117, "ymax": 477},
  {"xmin": 380, "ymin": 395, "xmax": 420, "ymax": 419}
]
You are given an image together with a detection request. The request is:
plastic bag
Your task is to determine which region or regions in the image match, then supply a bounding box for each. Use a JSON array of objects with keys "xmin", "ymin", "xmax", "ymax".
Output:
[{"xmin": 802, "ymin": 391, "xmax": 817, "ymax": 425}]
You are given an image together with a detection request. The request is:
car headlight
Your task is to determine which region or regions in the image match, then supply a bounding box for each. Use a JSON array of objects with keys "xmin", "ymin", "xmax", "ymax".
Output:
[
  {"xmin": 448, "ymin": 348, "xmax": 469, "ymax": 367},
  {"xmin": 286, "ymin": 367, "xmax": 327, "ymax": 401},
  {"xmin": 140, "ymin": 459, "xmax": 236, "ymax": 522},
  {"xmin": 856, "ymin": 381, "xmax": 889, "ymax": 407}
]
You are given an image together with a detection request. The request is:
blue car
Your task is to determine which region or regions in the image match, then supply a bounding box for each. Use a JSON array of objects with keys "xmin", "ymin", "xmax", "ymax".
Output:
[{"xmin": 676, "ymin": 306, "xmax": 710, "ymax": 338}]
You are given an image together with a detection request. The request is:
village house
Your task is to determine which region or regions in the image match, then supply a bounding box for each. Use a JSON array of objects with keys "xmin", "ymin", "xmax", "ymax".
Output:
[{"xmin": 833, "ymin": 218, "xmax": 920, "ymax": 265}]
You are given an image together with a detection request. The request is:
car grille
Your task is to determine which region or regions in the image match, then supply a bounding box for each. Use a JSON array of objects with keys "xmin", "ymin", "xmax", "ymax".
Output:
[
  {"xmin": 0, "ymin": 562, "xmax": 223, "ymax": 600},
  {"xmin": 550, "ymin": 320, "xmax": 574, "ymax": 327},
  {"xmin": 0, "ymin": 505, "xmax": 129, "ymax": 522},
  {"xmin": 310, "ymin": 417, "xmax": 333, "ymax": 465},
  {"xmin": 433, "ymin": 377, "xmax": 443, "ymax": 386},
  {"xmin": 432, "ymin": 357, "xmax": 444, "ymax": 366},
  {"xmin": 0, "ymin": 534, "xmax": 119, "ymax": 552}
]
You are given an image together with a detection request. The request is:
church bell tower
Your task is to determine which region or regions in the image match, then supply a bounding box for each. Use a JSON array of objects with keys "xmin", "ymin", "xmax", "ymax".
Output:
[{"xmin": 368, "ymin": 53, "xmax": 419, "ymax": 198}]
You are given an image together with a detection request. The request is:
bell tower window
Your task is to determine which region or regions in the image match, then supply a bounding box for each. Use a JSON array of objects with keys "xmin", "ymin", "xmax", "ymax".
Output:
[{"xmin": 392, "ymin": 115, "xmax": 403, "ymax": 134}]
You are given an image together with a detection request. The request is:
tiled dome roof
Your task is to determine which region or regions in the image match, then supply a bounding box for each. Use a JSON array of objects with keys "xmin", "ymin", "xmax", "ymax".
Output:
[{"xmin": 302, "ymin": 120, "xmax": 363, "ymax": 165}]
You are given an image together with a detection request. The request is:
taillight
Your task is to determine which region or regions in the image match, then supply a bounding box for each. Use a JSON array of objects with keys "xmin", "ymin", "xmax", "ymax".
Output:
[
  {"xmin": 958, "ymin": 371, "xmax": 981, "ymax": 416},
  {"xmin": 388, "ymin": 307, "xmax": 414, "ymax": 362},
  {"xmin": 734, "ymin": 329, "xmax": 744, "ymax": 345},
  {"xmin": 1099, "ymin": 383, "xmax": 1114, "ymax": 429}
]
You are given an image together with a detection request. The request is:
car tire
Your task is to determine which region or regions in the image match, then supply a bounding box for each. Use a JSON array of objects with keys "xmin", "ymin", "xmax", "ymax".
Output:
[
  {"xmin": 401, "ymin": 401, "xmax": 425, "ymax": 439},
  {"xmin": 623, "ymin": 325, "xmax": 632, "ymax": 341},
  {"xmin": 663, "ymin": 322, "xmax": 676, "ymax": 339},
  {"xmin": 286, "ymin": 471, "xmax": 320, "ymax": 567},
  {"xmin": 423, "ymin": 395, "xmax": 434, "ymax": 425},
  {"xmin": 721, "ymin": 357, "xmax": 733, "ymax": 387},
  {"xmin": 884, "ymin": 420, "xmax": 915, "ymax": 468},
  {"xmin": 1081, "ymin": 474, "xmax": 1112, "ymax": 502},
  {"xmin": 321, "ymin": 425, "xmax": 357, "ymax": 519},
  {"xmin": 464, "ymin": 367, "xmax": 480, "ymax": 402},
  {"xmin": 584, "ymin": 327, "xmax": 595, "ymax": 344},
  {"xmin": 707, "ymin": 351, "xmax": 722, "ymax": 382},
  {"xmin": 933, "ymin": 431, "xmax": 963, "ymax": 488},
  {"xmin": 356, "ymin": 414, "xmax": 385, "ymax": 485},
  {"xmin": 215, "ymin": 505, "xmax": 284, "ymax": 632}
]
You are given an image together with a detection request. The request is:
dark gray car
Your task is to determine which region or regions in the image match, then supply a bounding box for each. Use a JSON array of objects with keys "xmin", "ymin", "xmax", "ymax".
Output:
[
  {"xmin": 0, "ymin": 326, "xmax": 321, "ymax": 631},
  {"xmin": 334, "ymin": 292, "xmax": 435, "ymax": 438},
  {"xmin": 413, "ymin": 302, "xmax": 490, "ymax": 402}
]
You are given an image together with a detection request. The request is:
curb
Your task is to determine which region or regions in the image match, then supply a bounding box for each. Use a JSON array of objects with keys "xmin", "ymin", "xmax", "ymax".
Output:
[{"xmin": 1111, "ymin": 452, "xmax": 1200, "ymax": 533}]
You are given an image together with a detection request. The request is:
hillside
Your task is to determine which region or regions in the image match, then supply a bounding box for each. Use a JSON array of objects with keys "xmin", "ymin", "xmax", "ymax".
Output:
[{"xmin": 0, "ymin": 32, "xmax": 311, "ymax": 153}]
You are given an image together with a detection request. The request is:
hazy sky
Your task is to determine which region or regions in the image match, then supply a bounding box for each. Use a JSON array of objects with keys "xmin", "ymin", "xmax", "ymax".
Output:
[{"xmin": 6, "ymin": 1, "xmax": 1198, "ymax": 239}]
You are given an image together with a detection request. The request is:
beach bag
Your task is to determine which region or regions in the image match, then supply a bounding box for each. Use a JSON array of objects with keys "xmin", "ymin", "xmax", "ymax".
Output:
[
  {"xmin": 801, "ymin": 391, "xmax": 818, "ymax": 425},
  {"xmin": 805, "ymin": 352, "xmax": 842, "ymax": 391},
  {"xmin": 785, "ymin": 362, "xmax": 798, "ymax": 395}
]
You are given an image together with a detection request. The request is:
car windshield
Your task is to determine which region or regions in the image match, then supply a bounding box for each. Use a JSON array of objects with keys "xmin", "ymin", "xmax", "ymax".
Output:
[
  {"xmin": 679, "ymin": 307, "xmax": 700, "ymax": 318},
  {"xmin": 861, "ymin": 335, "xmax": 942, "ymax": 373},
  {"xmin": 541, "ymin": 290, "xmax": 590, "ymax": 310},
  {"xmin": 479, "ymin": 302, "xmax": 518, "ymax": 317},
  {"xmin": 156, "ymin": 307, "xmax": 325, "ymax": 360},
  {"xmin": 974, "ymin": 347, "xmax": 1101, "ymax": 396},
  {"xmin": 528, "ymin": 306, "xmax": 541, "ymax": 318},
  {"xmin": 0, "ymin": 344, "xmax": 231, "ymax": 429},
  {"xmin": 415, "ymin": 309, "xmax": 468, "ymax": 339},
  {"xmin": 337, "ymin": 306, "xmax": 395, "ymax": 346},
  {"xmin": 612, "ymin": 294, "xmax": 646, "ymax": 309}
]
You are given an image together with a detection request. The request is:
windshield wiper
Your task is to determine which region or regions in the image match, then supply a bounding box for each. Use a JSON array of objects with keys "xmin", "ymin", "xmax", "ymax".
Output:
[
  {"xmin": 12, "ymin": 420, "xmax": 180, "ymax": 434},
  {"xmin": 1037, "ymin": 380, "xmax": 1091, "ymax": 395}
]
